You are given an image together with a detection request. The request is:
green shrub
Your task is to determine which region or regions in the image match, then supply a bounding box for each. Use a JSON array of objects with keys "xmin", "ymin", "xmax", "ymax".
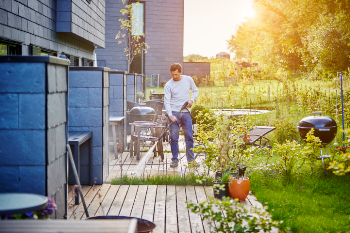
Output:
[
  {"xmin": 272, "ymin": 119, "xmax": 300, "ymax": 143},
  {"xmin": 190, "ymin": 104, "xmax": 205, "ymax": 123}
]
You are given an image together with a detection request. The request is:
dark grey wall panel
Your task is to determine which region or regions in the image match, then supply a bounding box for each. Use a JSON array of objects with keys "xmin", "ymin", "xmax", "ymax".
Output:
[
  {"xmin": 95, "ymin": 0, "xmax": 183, "ymax": 83},
  {"xmin": 0, "ymin": 0, "xmax": 106, "ymax": 60}
]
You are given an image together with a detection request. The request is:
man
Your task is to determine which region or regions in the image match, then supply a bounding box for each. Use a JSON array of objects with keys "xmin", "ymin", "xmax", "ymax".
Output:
[{"xmin": 164, "ymin": 63, "xmax": 199, "ymax": 167}]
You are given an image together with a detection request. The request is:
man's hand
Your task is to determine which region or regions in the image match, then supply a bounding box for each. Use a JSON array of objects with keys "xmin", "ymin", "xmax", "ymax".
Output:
[
  {"xmin": 187, "ymin": 100, "xmax": 193, "ymax": 107},
  {"xmin": 169, "ymin": 115, "xmax": 177, "ymax": 122}
]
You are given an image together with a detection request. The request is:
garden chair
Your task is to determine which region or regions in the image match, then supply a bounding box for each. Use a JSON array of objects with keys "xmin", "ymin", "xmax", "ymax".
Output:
[{"xmin": 243, "ymin": 126, "xmax": 276, "ymax": 149}]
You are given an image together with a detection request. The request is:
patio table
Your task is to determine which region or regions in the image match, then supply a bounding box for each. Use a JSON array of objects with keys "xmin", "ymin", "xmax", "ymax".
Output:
[
  {"xmin": 129, "ymin": 122, "xmax": 166, "ymax": 161},
  {"xmin": 0, "ymin": 193, "xmax": 47, "ymax": 217},
  {"xmin": 0, "ymin": 219, "xmax": 137, "ymax": 233},
  {"xmin": 68, "ymin": 131, "xmax": 93, "ymax": 204}
]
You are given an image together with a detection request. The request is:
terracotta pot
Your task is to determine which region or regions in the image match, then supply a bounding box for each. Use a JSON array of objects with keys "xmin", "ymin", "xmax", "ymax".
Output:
[{"xmin": 228, "ymin": 177, "xmax": 250, "ymax": 201}]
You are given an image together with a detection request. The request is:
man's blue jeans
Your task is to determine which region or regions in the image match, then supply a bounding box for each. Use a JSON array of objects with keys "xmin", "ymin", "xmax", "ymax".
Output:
[{"xmin": 169, "ymin": 111, "xmax": 195, "ymax": 163}]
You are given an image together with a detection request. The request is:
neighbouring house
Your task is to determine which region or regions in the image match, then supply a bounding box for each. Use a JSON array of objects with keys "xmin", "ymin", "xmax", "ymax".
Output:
[
  {"xmin": 216, "ymin": 51, "xmax": 230, "ymax": 59},
  {"xmin": 95, "ymin": 0, "xmax": 184, "ymax": 84},
  {"xmin": 183, "ymin": 62, "xmax": 211, "ymax": 86},
  {"xmin": 0, "ymin": 0, "xmax": 105, "ymax": 65}
]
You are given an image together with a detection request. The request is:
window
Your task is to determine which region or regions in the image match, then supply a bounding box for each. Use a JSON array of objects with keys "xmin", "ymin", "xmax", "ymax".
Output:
[
  {"xmin": 0, "ymin": 41, "xmax": 22, "ymax": 55},
  {"xmin": 130, "ymin": 2, "xmax": 145, "ymax": 74},
  {"xmin": 131, "ymin": 2, "xmax": 144, "ymax": 36},
  {"xmin": 31, "ymin": 46, "xmax": 57, "ymax": 56}
]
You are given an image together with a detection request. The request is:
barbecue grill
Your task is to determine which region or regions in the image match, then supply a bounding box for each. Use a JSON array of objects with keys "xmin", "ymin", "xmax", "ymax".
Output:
[
  {"xmin": 128, "ymin": 103, "xmax": 157, "ymax": 123},
  {"xmin": 298, "ymin": 111, "xmax": 337, "ymax": 164}
]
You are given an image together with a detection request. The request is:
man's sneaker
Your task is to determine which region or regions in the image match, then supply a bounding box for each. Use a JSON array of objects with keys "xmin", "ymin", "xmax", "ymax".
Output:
[{"xmin": 170, "ymin": 160, "xmax": 178, "ymax": 168}]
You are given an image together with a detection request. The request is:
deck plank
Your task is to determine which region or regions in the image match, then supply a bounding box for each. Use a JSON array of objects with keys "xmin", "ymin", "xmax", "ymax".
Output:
[
  {"xmin": 73, "ymin": 185, "xmax": 102, "ymax": 220},
  {"xmin": 130, "ymin": 185, "xmax": 147, "ymax": 218},
  {"xmin": 87, "ymin": 184, "xmax": 111, "ymax": 217},
  {"xmin": 195, "ymin": 186, "xmax": 211, "ymax": 233},
  {"xmin": 141, "ymin": 185, "xmax": 157, "ymax": 222},
  {"xmin": 176, "ymin": 186, "xmax": 191, "ymax": 233},
  {"xmin": 153, "ymin": 185, "xmax": 166, "ymax": 233},
  {"xmin": 165, "ymin": 186, "xmax": 178, "ymax": 233},
  {"xmin": 68, "ymin": 185, "xmax": 92, "ymax": 218},
  {"xmin": 108, "ymin": 185, "xmax": 129, "ymax": 216},
  {"xmin": 95, "ymin": 185, "xmax": 120, "ymax": 216},
  {"xmin": 119, "ymin": 185, "xmax": 138, "ymax": 216},
  {"xmin": 186, "ymin": 186, "xmax": 205, "ymax": 233}
]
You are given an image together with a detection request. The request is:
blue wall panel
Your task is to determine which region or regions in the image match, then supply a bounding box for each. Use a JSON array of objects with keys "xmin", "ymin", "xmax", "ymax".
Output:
[
  {"xmin": 19, "ymin": 94, "xmax": 45, "ymax": 130},
  {"xmin": 0, "ymin": 63, "xmax": 45, "ymax": 93},
  {"xmin": 0, "ymin": 94, "xmax": 18, "ymax": 129}
]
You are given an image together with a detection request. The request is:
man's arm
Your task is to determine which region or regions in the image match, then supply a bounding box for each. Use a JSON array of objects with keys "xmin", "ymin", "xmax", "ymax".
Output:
[
  {"xmin": 164, "ymin": 84, "xmax": 172, "ymax": 116},
  {"xmin": 188, "ymin": 77, "xmax": 199, "ymax": 107}
]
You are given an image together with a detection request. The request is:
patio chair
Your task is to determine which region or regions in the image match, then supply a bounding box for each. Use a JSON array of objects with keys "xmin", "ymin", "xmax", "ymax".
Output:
[
  {"xmin": 127, "ymin": 101, "xmax": 139, "ymax": 111},
  {"xmin": 243, "ymin": 126, "xmax": 276, "ymax": 149}
]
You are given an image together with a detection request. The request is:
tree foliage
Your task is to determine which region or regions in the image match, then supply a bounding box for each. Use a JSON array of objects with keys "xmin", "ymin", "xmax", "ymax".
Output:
[{"xmin": 228, "ymin": 0, "xmax": 350, "ymax": 79}]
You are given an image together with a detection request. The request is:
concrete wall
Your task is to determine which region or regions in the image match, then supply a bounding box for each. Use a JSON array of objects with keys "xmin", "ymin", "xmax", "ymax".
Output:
[
  {"xmin": 109, "ymin": 71, "xmax": 127, "ymax": 152},
  {"xmin": 95, "ymin": 0, "xmax": 184, "ymax": 83},
  {"xmin": 0, "ymin": 56, "xmax": 69, "ymax": 219},
  {"xmin": 69, "ymin": 67, "xmax": 110, "ymax": 184},
  {"xmin": 0, "ymin": 0, "xmax": 105, "ymax": 60}
]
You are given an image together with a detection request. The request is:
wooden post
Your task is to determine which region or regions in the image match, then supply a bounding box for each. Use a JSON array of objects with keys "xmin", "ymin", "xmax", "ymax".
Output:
[{"xmin": 268, "ymin": 85, "xmax": 270, "ymax": 110}]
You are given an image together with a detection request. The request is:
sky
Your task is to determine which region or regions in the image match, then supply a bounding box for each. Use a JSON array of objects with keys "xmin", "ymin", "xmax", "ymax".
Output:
[{"xmin": 184, "ymin": 0, "xmax": 254, "ymax": 59}]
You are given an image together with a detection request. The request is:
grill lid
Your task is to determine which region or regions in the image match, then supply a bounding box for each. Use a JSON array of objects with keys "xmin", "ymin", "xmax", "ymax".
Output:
[
  {"xmin": 298, "ymin": 116, "xmax": 337, "ymax": 129},
  {"xmin": 128, "ymin": 103, "xmax": 157, "ymax": 123}
]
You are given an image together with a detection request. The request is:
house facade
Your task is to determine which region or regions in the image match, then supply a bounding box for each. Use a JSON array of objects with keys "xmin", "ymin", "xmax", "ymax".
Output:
[
  {"xmin": 96, "ymin": 0, "xmax": 184, "ymax": 84},
  {"xmin": 0, "ymin": 0, "xmax": 105, "ymax": 65},
  {"xmin": 0, "ymin": 0, "xmax": 106, "ymax": 219}
]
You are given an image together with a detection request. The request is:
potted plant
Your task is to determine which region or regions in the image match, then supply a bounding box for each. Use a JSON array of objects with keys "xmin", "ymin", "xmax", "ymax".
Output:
[
  {"xmin": 136, "ymin": 91, "xmax": 145, "ymax": 103},
  {"xmin": 193, "ymin": 111, "xmax": 252, "ymax": 200},
  {"xmin": 212, "ymin": 170, "xmax": 231, "ymax": 199},
  {"xmin": 228, "ymin": 129, "xmax": 252, "ymax": 201}
]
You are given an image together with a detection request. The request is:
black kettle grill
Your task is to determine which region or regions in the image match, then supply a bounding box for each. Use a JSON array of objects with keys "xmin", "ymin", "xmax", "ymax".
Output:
[
  {"xmin": 298, "ymin": 112, "xmax": 337, "ymax": 145},
  {"xmin": 298, "ymin": 111, "xmax": 338, "ymax": 164},
  {"xmin": 128, "ymin": 103, "xmax": 157, "ymax": 123}
]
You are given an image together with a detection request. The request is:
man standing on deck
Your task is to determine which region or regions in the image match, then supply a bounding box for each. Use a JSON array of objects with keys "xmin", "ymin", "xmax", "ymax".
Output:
[{"xmin": 164, "ymin": 63, "xmax": 199, "ymax": 168}]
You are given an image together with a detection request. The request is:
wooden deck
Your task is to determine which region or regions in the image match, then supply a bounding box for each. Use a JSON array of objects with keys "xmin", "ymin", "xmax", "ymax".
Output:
[
  {"xmin": 67, "ymin": 142, "xmax": 270, "ymax": 232},
  {"xmin": 67, "ymin": 184, "xmax": 262, "ymax": 233}
]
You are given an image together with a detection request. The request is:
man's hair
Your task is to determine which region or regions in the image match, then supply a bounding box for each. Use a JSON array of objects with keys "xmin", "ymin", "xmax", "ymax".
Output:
[{"xmin": 170, "ymin": 63, "xmax": 182, "ymax": 72}]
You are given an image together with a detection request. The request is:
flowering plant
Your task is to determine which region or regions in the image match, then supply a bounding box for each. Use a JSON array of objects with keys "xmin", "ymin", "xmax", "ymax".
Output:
[{"xmin": 6, "ymin": 196, "xmax": 57, "ymax": 220}]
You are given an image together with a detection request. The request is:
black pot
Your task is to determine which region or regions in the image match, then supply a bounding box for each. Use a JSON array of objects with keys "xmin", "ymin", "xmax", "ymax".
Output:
[
  {"xmin": 298, "ymin": 115, "xmax": 337, "ymax": 145},
  {"xmin": 213, "ymin": 182, "xmax": 230, "ymax": 199},
  {"xmin": 128, "ymin": 104, "xmax": 156, "ymax": 123},
  {"xmin": 238, "ymin": 166, "xmax": 247, "ymax": 177},
  {"xmin": 87, "ymin": 216, "xmax": 156, "ymax": 233}
]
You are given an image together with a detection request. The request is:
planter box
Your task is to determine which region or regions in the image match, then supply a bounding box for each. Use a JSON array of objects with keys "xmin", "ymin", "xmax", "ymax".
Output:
[
  {"xmin": 69, "ymin": 67, "xmax": 110, "ymax": 185},
  {"xmin": 0, "ymin": 56, "xmax": 70, "ymax": 219}
]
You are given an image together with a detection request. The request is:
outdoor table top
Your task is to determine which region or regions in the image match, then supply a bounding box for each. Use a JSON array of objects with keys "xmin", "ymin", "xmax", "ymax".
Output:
[
  {"xmin": 0, "ymin": 219, "xmax": 137, "ymax": 233},
  {"xmin": 68, "ymin": 131, "xmax": 92, "ymax": 146},
  {"xmin": 109, "ymin": 116, "xmax": 125, "ymax": 122},
  {"xmin": 0, "ymin": 193, "xmax": 48, "ymax": 215}
]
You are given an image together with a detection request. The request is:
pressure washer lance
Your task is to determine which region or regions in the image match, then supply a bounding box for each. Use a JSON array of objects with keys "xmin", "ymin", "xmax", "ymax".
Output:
[{"xmin": 157, "ymin": 101, "xmax": 191, "ymax": 141}]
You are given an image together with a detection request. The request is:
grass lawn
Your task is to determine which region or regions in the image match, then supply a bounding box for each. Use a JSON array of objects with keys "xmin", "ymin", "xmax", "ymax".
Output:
[{"xmin": 249, "ymin": 164, "xmax": 350, "ymax": 232}]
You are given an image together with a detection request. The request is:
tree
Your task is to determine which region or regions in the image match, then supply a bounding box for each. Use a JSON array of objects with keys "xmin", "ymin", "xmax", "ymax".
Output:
[
  {"xmin": 227, "ymin": 0, "xmax": 350, "ymax": 78},
  {"xmin": 116, "ymin": 1, "xmax": 149, "ymax": 73}
]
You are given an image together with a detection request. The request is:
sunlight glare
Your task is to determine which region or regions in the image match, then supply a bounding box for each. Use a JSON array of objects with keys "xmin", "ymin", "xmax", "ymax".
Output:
[{"xmin": 246, "ymin": 8, "xmax": 255, "ymax": 18}]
